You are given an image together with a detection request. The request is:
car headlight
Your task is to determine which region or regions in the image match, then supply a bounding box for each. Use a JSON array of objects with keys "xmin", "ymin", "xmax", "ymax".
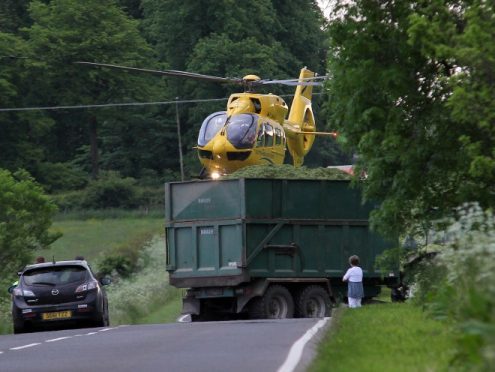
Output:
[
  {"xmin": 75, "ymin": 280, "xmax": 98, "ymax": 293},
  {"xmin": 13, "ymin": 288, "xmax": 36, "ymax": 297}
]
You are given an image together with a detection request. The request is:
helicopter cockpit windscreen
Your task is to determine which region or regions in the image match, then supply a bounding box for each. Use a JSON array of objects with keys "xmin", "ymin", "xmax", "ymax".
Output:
[
  {"xmin": 198, "ymin": 111, "xmax": 227, "ymax": 146},
  {"xmin": 226, "ymin": 114, "xmax": 258, "ymax": 149}
]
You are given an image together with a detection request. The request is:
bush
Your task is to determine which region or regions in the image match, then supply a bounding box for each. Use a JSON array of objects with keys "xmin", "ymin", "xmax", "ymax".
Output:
[
  {"xmin": 34, "ymin": 162, "xmax": 87, "ymax": 192},
  {"xmin": 50, "ymin": 173, "xmax": 164, "ymax": 213},
  {"xmin": 50, "ymin": 190, "xmax": 85, "ymax": 212},
  {"xmin": 82, "ymin": 171, "xmax": 140, "ymax": 209},
  {"xmin": 96, "ymin": 231, "xmax": 156, "ymax": 279},
  {"xmin": 416, "ymin": 204, "xmax": 495, "ymax": 370},
  {"xmin": 98, "ymin": 255, "xmax": 134, "ymax": 278}
]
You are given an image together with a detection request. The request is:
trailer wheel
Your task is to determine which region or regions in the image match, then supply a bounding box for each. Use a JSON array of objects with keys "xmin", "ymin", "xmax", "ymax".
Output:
[
  {"xmin": 249, "ymin": 284, "xmax": 294, "ymax": 319},
  {"xmin": 295, "ymin": 285, "xmax": 331, "ymax": 318}
]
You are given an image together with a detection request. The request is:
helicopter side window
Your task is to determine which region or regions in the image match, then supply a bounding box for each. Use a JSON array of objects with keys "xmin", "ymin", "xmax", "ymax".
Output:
[
  {"xmin": 256, "ymin": 126, "xmax": 264, "ymax": 147},
  {"xmin": 226, "ymin": 114, "xmax": 258, "ymax": 149},
  {"xmin": 264, "ymin": 123, "xmax": 274, "ymax": 147},
  {"xmin": 274, "ymin": 128, "xmax": 282, "ymax": 146},
  {"xmin": 198, "ymin": 111, "xmax": 227, "ymax": 147}
]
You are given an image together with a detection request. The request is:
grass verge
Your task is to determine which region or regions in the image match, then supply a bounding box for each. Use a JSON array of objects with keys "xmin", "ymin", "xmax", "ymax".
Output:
[{"xmin": 310, "ymin": 303, "xmax": 456, "ymax": 372}]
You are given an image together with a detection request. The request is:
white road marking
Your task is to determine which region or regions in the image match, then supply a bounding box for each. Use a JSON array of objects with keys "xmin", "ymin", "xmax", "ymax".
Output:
[
  {"xmin": 46, "ymin": 336, "xmax": 72, "ymax": 343},
  {"xmin": 98, "ymin": 328, "xmax": 112, "ymax": 332},
  {"xmin": 85, "ymin": 332, "xmax": 98, "ymax": 336},
  {"xmin": 10, "ymin": 343, "xmax": 41, "ymax": 351},
  {"xmin": 177, "ymin": 314, "xmax": 191, "ymax": 323},
  {"xmin": 0, "ymin": 351, "xmax": 4, "ymax": 354},
  {"xmin": 276, "ymin": 317, "xmax": 330, "ymax": 372}
]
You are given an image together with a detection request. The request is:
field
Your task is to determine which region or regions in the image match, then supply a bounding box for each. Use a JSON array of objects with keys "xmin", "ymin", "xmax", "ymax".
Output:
[{"xmin": 40, "ymin": 217, "xmax": 163, "ymax": 263}]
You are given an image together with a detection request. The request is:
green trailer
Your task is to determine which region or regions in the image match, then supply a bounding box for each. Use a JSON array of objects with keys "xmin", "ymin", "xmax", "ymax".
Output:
[{"xmin": 165, "ymin": 178, "xmax": 399, "ymax": 319}]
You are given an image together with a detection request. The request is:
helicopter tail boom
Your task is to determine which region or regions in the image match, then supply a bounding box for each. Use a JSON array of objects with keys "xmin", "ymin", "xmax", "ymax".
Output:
[{"xmin": 285, "ymin": 68, "xmax": 317, "ymax": 167}]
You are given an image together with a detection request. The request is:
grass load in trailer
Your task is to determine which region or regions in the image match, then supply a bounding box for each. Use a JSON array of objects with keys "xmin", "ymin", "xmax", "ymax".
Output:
[{"xmin": 165, "ymin": 178, "xmax": 399, "ymax": 320}]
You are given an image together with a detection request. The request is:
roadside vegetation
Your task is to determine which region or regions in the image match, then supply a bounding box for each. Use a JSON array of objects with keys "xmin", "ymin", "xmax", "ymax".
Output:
[
  {"xmin": 311, "ymin": 303, "xmax": 455, "ymax": 372},
  {"xmin": 106, "ymin": 236, "xmax": 182, "ymax": 325}
]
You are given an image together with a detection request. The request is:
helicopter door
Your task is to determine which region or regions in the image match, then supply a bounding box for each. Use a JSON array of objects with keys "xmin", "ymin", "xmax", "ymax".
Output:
[{"xmin": 198, "ymin": 111, "xmax": 227, "ymax": 146}]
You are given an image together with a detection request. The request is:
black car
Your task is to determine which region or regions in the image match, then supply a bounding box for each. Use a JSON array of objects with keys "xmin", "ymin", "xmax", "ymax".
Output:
[{"xmin": 9, "ymin": 260, "xmax": 111, "ymax": 334}]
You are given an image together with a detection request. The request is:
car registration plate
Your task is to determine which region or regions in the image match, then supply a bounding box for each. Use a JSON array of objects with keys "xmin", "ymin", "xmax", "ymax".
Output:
[{"xmin": 42, "ymin": 311, "xmax": 72, "ymax": 320}]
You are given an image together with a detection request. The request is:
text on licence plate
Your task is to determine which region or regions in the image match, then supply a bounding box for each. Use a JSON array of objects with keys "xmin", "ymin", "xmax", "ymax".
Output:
[{"xmin": 42, "ymin": 311, "xmax": 72, "ymax": 320}]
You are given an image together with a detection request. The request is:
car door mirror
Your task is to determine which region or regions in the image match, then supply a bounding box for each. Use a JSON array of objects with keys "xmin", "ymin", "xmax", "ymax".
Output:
[
  {"xmin": 8, "ymin": 285, "xmax": 16, "ymax": 294},
  {"xmin": 100, "ymin": 277, "xmax": 112, "ymax": 286}
]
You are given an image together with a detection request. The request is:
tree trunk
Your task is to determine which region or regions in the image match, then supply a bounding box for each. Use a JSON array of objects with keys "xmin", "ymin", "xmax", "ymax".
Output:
[{"xmin": 89, "ymin": 115, "xmax": 99, "ymax": 179}]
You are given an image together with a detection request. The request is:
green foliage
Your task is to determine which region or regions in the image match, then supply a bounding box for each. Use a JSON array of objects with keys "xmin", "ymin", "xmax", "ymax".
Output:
[
  {"xmin": 97, "ymin": 229, "xmax": 157, "ymax": 279},
  {"xmin": 82, "ymin": 171, "xmax": 140, "ymax": 209},
  {"xmin": 374, "ymin": 247, "xmax": 406, "ymax": 275},
  {"xmin": 223, "ymin": 164, "xmax": 352, "ymax": 180},
  {"xmin": 311, "ymin": 304, "xmax": 455, "ymax": 372},
  {"xmin": 51, "ymin": 182, "xmax": 164, "ymax": 212},
  {"xmin": 34, "ymin": 162, "xmax": 88, "ymax": 192},
  {"xmin": 0, "ymin": 169, "xmax": 60, "ymax": 292},
  {"xmin": 326, "ymin": 0, "xmax": 495, "ymax": 237},
  {"xmin": 413, "ymin": 204, "xmax": 495, "ymax": 369},
  {"xmin": 98, "ymin": 255, "xmax": 134, "ymax": 278},
  {"xmin": 107, "ymin": 236, "xmax": 180, "ymax": 325}
]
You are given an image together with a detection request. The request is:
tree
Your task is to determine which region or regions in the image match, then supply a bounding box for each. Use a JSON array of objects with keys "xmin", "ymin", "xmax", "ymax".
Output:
[
  {"xmin": 0, "ymin": 31, "xmax": 53, "ymax": 175},
  {"xmin": 0, "ymin": 169, "xmax": 59, "ymax": 288},
  {"xmin": 326, "ymin": 0, "xmax": 495, "ymax": 236},
  {"xmin": 25, "ymin": 0, "xmax": 159, "ymax": 179}
]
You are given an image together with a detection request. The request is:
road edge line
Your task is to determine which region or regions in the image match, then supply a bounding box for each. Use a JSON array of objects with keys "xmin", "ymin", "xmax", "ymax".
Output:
[{"xmin": 276, "ymin": 317, "xmax": 329, "ymax": 372}]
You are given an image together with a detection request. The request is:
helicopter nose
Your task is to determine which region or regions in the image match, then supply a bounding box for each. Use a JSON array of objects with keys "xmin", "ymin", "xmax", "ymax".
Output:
[{"xmin": 212, "ymin": 135, "xmax": 227, "ymax": 158}]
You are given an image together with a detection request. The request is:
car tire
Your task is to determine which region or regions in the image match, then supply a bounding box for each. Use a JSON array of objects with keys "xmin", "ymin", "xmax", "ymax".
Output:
[{"xmin": 13, "ymin": 322, "xmax": 26, "ymax": 334}]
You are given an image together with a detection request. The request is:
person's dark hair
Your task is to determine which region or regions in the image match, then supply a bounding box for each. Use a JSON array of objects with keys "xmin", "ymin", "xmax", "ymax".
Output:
[
  {"xmin": 74, "ymin": 256, "xmax": 85, "ymax": 261},
  {"xmin": 35, "ymin": 256, "xmax": 45, "ymax": 263},
  {"xmin": 349, "ymin": 255, "xmax": 360, "ymax": 266}
]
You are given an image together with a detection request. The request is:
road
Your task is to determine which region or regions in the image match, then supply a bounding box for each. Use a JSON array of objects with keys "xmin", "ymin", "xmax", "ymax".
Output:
[{"xmin": 0, "ymin": 318, "xmax": 330, "ymax": 372}]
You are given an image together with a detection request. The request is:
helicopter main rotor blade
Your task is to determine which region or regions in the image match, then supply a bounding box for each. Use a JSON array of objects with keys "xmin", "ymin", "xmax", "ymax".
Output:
[
  {"xmin": 74, "ymin": 62, "xmax": 244, "ymax": 85},
  {"xmin": 257, "ymin": 75, "xmax": 328, "ymax": 86},
  {"xmin": 258, "ymin": 80, "xmax": 324, "ymax": 86}
]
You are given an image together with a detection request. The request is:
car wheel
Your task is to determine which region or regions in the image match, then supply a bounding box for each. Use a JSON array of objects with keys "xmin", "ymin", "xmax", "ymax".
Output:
[
  {"xmin": 13, "ymin": 322, "xmax": 26, "ymax": 334},
  {"xmin": 103, "ymin": 310, "xmax": 110, "ymax": 327}
]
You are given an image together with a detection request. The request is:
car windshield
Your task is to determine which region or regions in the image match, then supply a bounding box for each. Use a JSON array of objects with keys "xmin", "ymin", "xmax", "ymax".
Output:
[
  {"xmin": 23, "ymin": 266, "xmax": 88, "ymax": 286},
  {"xmin": 198, "ymin": 111, "xmax": 227, "ymax": 146},
  {"xmin": 226, "ymin": 114, "xmax": 258, "ymax": 149}
]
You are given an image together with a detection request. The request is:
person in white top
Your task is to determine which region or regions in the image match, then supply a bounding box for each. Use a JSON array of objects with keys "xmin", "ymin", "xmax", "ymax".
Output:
[{"xmin": 342, "ymin": 255, "xmax": 364, "ymax": 308}]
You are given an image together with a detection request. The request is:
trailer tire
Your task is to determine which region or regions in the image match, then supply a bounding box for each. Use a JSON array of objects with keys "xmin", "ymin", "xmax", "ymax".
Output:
[
  {"xmin": 295, "ymin": 285, "xmax": 331, "ymax": 318},
  {"xmin": 249, "ymin": 284, "xmax": 294, "ymax": 319}
]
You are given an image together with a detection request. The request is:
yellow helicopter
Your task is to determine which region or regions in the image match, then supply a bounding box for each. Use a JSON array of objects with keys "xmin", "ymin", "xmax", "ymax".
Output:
[{"xmin": 76, "ymin": 62, "xmax": 336, "ymax": 178}]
